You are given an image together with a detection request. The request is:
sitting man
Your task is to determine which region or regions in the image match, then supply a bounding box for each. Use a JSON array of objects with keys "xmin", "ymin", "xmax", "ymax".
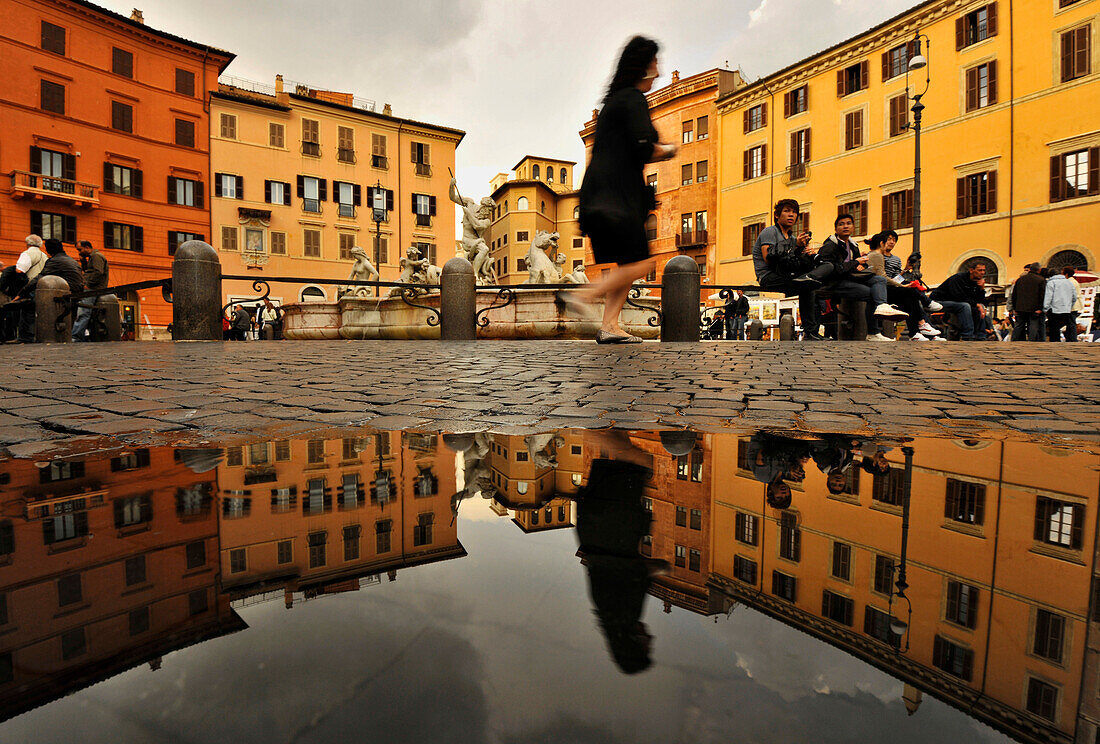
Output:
[
  {"xmin": 12, "ymin": 238, "xmax": 84, "ymax": 342},
  {"xmin": 817, "ymin": 214, "xmax": 908, "ymax": 341},
  {"xmin": 751, "ymin": 199, "xmax": 825, "ymax": 340},
  {"xmin": 929, "ymin": 261, "xmax": 988, "ymax": 340}
]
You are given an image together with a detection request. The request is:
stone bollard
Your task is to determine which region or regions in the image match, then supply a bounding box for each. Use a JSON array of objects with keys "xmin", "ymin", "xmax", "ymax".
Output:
[
  {"xmin": 172, "ymin": 240, "xmax": 222, "ymax": 341},
  {"xmin": 778, "ymin": 312, "xmax": 796, "ymax": 341},
  {"xmin": 35, "ymin": 276, "xmax": 71, "ymax": 343},
  {"xmin": 837, "ymin": 298, "xmax": 868, "ymax": 340},
  {"xmin": 747, "ymin": 319, "xmax": 764, "ymax": 340},
  {"xmin": 660, "ymin": 255, "xmax": 700, "ymax": 342},
  {"xmin": 97, "ymin": 294, "xmax": 122, "ymax": 342},
  {"xmin": 441, "ymin": 257, "xmax": 476, "ymax": 341}
]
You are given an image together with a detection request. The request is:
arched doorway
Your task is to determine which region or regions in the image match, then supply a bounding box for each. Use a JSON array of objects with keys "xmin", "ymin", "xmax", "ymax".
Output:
[
  {"xmin": 1047, "ymin": 249, "xmax": 1088, "ymax": 271},
  {"xmin": 958, "ymin": 256, "xmax": 999, "ymax": 284}
]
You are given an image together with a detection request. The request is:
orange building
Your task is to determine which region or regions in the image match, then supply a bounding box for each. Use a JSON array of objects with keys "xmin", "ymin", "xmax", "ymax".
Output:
[
  {"xmin": 0, "ymin": 0, "xmax": 233, "ymax": 337},
  {"xmin": 579, "ymin": 69, "xmax": 744, "ymax": 285},
  {"xmin": 483, "ymin": 432, "xmax": 582, "ymax": 532}
]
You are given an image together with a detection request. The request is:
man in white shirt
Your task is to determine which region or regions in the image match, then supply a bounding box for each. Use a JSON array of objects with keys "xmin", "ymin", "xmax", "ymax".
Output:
[{"xmin": 15, "ymin": 235, "xmax": 48, "ymax": 281}]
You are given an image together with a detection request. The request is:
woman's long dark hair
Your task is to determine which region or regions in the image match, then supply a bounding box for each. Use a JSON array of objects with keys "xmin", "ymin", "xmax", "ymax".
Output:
[{"xmin": 604, "ymin": 36, "xmax": 659, "ymax": 103}]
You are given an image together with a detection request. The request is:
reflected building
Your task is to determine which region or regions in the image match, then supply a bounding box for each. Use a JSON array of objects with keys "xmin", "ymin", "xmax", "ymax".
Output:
[{"xmin": 485, "ymin": 433, "xmax": 581, "ymax": 533}]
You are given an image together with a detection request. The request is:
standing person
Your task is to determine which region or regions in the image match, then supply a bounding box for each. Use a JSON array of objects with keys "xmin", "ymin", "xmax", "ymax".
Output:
[
  {"xmin": 724, "ymin": 289, "xmax": 749, "ymax": 340},
  {"xmin": 930, "ymin": 262, "xmax": 988, "ymax": 340},
  {"xmin": 230, "ymin": 304, "xmax": 251, "ymax": 341},
  {"xmin": 575, "ymin": 36, "xmax": 678, "ymax": 344},
  {"xmin": 71, "ymin": 240, "xmax": 109, "ymax": 341},
  {"xmin": 1044, "ymin": 266, "xmax": 1079, "ymax": 342},
  {"xmin": 12, "ymin": 238, "xmax": 83, "ymax": 343},
  {"xmin": 1009, "ymin": 263, "xmax": 1046, "ymax": 341},
  {"xmin": 751, "ymin": 199, "xmax": 825, "ymax": 340},
  {"xmin": 258, "ymin": 297, "xmax": 282, "ymax": 339}
]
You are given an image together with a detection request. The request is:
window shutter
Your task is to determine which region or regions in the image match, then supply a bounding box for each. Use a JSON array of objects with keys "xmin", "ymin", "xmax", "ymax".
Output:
[
  {"xmin": 1061, "ymin": 31, "xmax": 1074, "ymax": 83},
  {"xmin": 318, "ymin": 179, "xmax": 327, "ymax": 201},
  {"xmin": 987, "ymin": 61, "xmax": 998, "ymax": 105},
  {"xmin": 214, "ymin": 174, "xmax": 223, "ymax": 198},
  {"xmin": 296, "ymin": 175, "xmax": 305, "ymax": 198},
  {"xmin": 1034, "ymin": 498, "xmax": 1048, "ymax": 541},
  {"xmin": 987, "ymin": 2, "xmax": 997, "ymax": 37},
  {"xmin": 836, "ymin": 69, "xmax": 845, "ymax": 97},
  {"xmin": 743, "ymin": 110, "xmax": 749, "ymax": 133},
  {"xmin": 1050, "ymin": 155, "xmax": 1063, "ymax": 202},
  {"xmin": 743, "ymin": 150, "xmax": 750, "ymax": 181},
  {"xmin": 905, "ymin": 190, "xmax": 912, "ymax": 228},
  {"xmin": 63, "ymin": 216, "xmax": 76, "ymax": 244},
  {"xmin": 134, "ymin": 169, "xmax": 143, "ymax": 199},
  {"xmin": 790, "ymin": 134, "xmax": 797, "ymax": 166},
  {"xmin": 882, "ymin": 195, "xmax": 890, "ymax": 229},
  {"xmin": 411, "ymin": 141, "xmax": 417, "ymax": 162},
  {"xmin": 761, "ymin": 145, "xmax": 767, "ymax": 175},
  {"xmin": 423, "ymin": 144, "xmax": 430, "ymax": 165},
  {"xmin": 957, "ymin": 177, "xmax": 966, "ymax": 218},
  {"xmin": 956, "ymin": 16, "xmax": 966, "ymax": 50},
  {"xmin": 104, "ymin": 162, "xmax": 114, "ymax": 192},
  {"xmin": 1071, "ymin": 504, "xmax": 1084, "ymax": 549},
  {"xmin": 133, "ymin": 225, "xmax": 143, "ymax": 253},
  {"xmin": 429, "ymin": 195, "xmax": 436, "ymax": 216},
  {"xmin": 805, "ymin": 129, "xmax": 811, "ymax": 161},
  {"xmin": 1077, "ymin": 27, "xmax": 1091, "ymax": 79},
  {"xmin": 235, "ymin": 176, "xmax": 243, "ymax": 200},
  {"xmin": 30, "ymin": 145, "xmax": 41, "ymax": 170},
  {"xmin": 264, "ymin": 180, "xmax": 271, "ymax": 203},
  {"xmin": 881, "ymin": 51, "xmax": 890, "ymax": 81},
  {"xmin": 987, "ymin": 170, "xmax": 997, "ymax": 212},
  {"xmin": 783, "ymin": 91, "xmax": 791, "ymax": 118},
  {"xmin": 845, "ymin": 114, "xmax": 852, "ymax": 150},
  {"xmin": 366, "ymin": 186, "xmax": 375, "ymax": 206},
  {"xmin": 282, "ymin": 182, "xmax": 290, "ymax": 206},
  {"xmin": 859, "ymin": 61, "xmax": 868, "ymax": 90},
  {"xmin": 761, "ymin": 102, "xmax": 767, "ymax": 127},
  {"xmin": 62, "ymin": 153, "xmax": 75, "ymax": 181},
  {"xmin": 965, "ymin": 68, "xmax": 977, "ymax": 112},
  {"xmin": 854, "ymin": 111, "xmax": 862, "ymax": 148},
  {"xmin": 103, "ymin": 222, "xmax": 113, "ymax": 250},
  {"xmin": 167, "ymin": 176, "xmax": 176, "ymax": 204},
  {"xmin": 386, "ymin": 189, "xmax": 394, "ymax": 210},
  {"xmin": 1088, "ymin": 147, "xmax": 1099, "ymax": 195},
  {"xmin": 353, "ymin": 184, "xmax": 361, "ymax": 206},
  {"xmin": 411, "ymin": 193, "xmax": 416, "ymax": 212}
]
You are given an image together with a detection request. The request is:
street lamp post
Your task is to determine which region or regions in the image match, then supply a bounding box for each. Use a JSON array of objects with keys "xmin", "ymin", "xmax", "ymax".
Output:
[
  {"xmin": 905, "ymin": 36, "xmax": 931, "ymax": 272},
  {"xmin": 371, "ymin": 180, "xmax": 387, "ymax": 298}
]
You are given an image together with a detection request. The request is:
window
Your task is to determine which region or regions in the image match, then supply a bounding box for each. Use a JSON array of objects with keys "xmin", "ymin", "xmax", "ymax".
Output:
[
  {"xmin": 337, "ymin": 233, "xmax": 356, "ymax": 261},
  {"xmin": 822, "ymin": 590, "xmax": 854, "ymax": 625},
  {"xmin": 844, "ymin": 110, "xmax": 863, "ymax": 150},
  {"xmin": 965, "ymin": 61, "xmax": 998, "ymax": 112},
  {"xmin": 100, "ymin": 163, "xmax": 139, "ymax": 199},
  {"xmin": 372, "ymin": 134, "xmax": 388, "ymax": 168},
  {"xmin": 223, "ymin": 497, "xmax": 250, "ymax": 519},
  {"xmin": 168, "ymin": 176, "xmax": 201, "ymax": 207},
  {"xmin": 690, "ymin": 508, "xmax": 702, "ymax": 530},
  {"xmin": 889, "ymin": 94, "xmax": 909, "ymax": 137},
  {"xmin": 675, "ymin": 505, "xmax": 687, "ymax": 527},
  {"xmin": 276, "ymin": 540, "xmax": 292, "ymax": 563},
  {"xmin": 336, "ymin": 181, "xmax": 360, "ymax": 218},
  {"xmin": 682, "ymin": 120, "xmax": 694, "ymax": 143},
  {"xmin": 945, "ymin": 478, "xmax": 985, "ymax": 525},
  {"xmin": 61, "ymin": 628, "xmax": 86, "ymax": 660},
  {"xmin": 1026, "ymin": 678, "xmax": 1058, "ymax": 721},
  {"xmin": 188, "ymin": 589, "xmax": 208, "ymax": 616},
  {"xmin": 376, "ymin": 520, "xmax": 392, "ymax": 553},
  {"xmin": 789, "ymin": 128, "xmax": 810, "ymax": 171},
  {"xmin": 298, "ymin": 175, "xmax": 325, "ymax": 212},
  {"xmin": 40, "ymin": 460, "xmax": 84, "ymax": 482},
  {"xmin": 1061, "ymin": 26, "xmax": 1092, "ymax": 82},
  {"xmin": 338, "ymin": 126, "xmax": 355, "ymax": 163},
  {"xmin": 838, "ymin": 200, "xmax": 868, "ymax": 235},
  {"xmin": 957, "ymin": 171, "xmax": 997, "ymax": 217},
  {"xmin": 218, "ymin": 113, "xmax": 237, "ymax": 139},
  {"xmin": 516, "ymin": 230, "xmax": 529, "ymax": 242},
  {"xmin": 343, "ymin": 525, "xmax": 361, "ymax": 561},
  {"xmin": 221, "ymin": 225, "xmax": 238, "ymax": 252},
  {"xmin": 644, "ymin": 214, "xmax": 657, "ymax": 240},
  {"xmin": 871, "ymin": 466, "xmax": 904, "ymax": 506},
  {"xmin": 674, "ymin": 545, "xmax": 686, "ymax": 567},
  {"xmin": 882, "ymin": 190, "xmax": 914, "ymax": 230},
  {"xmin": 175, "ymin": 68, "xmax": 195, "ymax": 96},
  {"xmin": 302, "ymin": 119, "xmax": 320, "ymax": 156},
  {"xmin": 185, "ymin": 540, "xmax": 206, "ymax": 568},
  {"xmin": 864, "ymin": 606, "xmax": 893, "ymax": 643},
  {"xmin": 779, "ymin": 512, "xmax": 800, "ymax": 561},
  {"xmin": 41, "ymin": 21, "xmax": 65, "ymax": 55},
  {"xmin": 743, "ymin": 104, "xmax": 766, "ymax": 133},
  {"xmin": 114, "ymin": 494, "xmax": 151, "ymax": 528},
  {"xmin": 784, "ymin": 85, "xmax": 808, "ymax": 117},
  {"xmin": 946, "ymin": 580, "xmax": 979, "ymax": 628},
  {"xmin": 175, "ymin": 118, "xmax": 195, "ymax": 147},
  {"xmin": 1050, "ymin": 148, "xmax": 1099, "ymax": 201},
  {"xmin": 956, "ymin": 3, "xmax": 998, "ymax": 49},
  {"xmin": 882, "ymin": 41, "xmax": 916, "ymax": 81},
  {"xmin": 1048, "ymin": 249, "xmax": 1088, "ymax": 271},
  {"xmin": 40, "ymin": 79, "xmax": 65, "ymax": 114},
  {"xmin": 413, "ymin": 513, "xmax": 434, "ymax": 546},
  {"xmin": 873, "ymin": 555, "xmax": 895, "ymax": 594},
  {"xmin": 547, "ymin": 167, "xmax": 554, "ymax": 184},
  {"xmin": 414, "ymin": 242, "xmax": 437, "ymax": 265},
  {"xmin": 57, "ymin": 573, "xmax": 82, "ymax": 606},
  {"xmin": 103, "ymin": 222, "xmax": 143, "ymax": 252},
  {"xmin": 229, "ymin": 548, "xmax": 247, "ymax": 573},
  {"xmin": 742, "ymin": 222, "xmax": 764, "ymax": 256},
  {"xmin": 1035, "ymin": 496, "xmax": 1084, "ymax": 549},
  {"xmin": 735, "ymin": 512, "xmax": 758, "ymax": 545},
  {"xmin": 43, "ymin": 509, "xmax": 88, "ymax": 545},
  {"xmin": 216, "ymin": 173, "xmax": 243, "ymax": 200},
  {"xmin": 696, "ymin": 116, "xmax": 709, "ymax": 140},
  {"xmin": 734, "ymin": 555, "xmax": 756, "ymax": 583},
  {"xmin": 696, "ymin": 210, "xmax": 708, "ymax": 236},
  {"xmin": 268, "ymin": 122, "xmax": 285, "ymax": 148},
  {"xmin": 837, "ymin": 60, "xmax": 869, "ymax": 97},
  {"xmin": 681, "ymin": 163, "xmax": 692, "ymax": 186},
  {"xmin": 411, "ymin": 141, "xmax": 431, "ymax": 175},
  {"xmin": 308, "ymin": 532, "xmax": 327, "ymax": 568},
  {"xmin": 517, "ymin": 196, "xmax": 528, "ymax": 210},
  {"xmin": 31, "ymin": 146, "xmax": 74, "ymax": 192},
  {"xmin": 680, "ymin": 214, "xmax": 692, "ymax": 238},
  {"xmin": 772, "ymin": 571, "xmax": 797, "ymax": 601},
  {"xmin": 696, "ymin": 160, "xmax": 708, "ymax": 182},
  {"xmin": 1033, "ymin": 609, "xmax": 1065, "ymax": 663},
  {"xmin": 932, "ymin": 635, "xmax": 973, "ymax": 680},
  {"xmin": 532, "ymin": 164, "xmax": 540, "ymax": 180},
  {"xmin": 129, "ymin": 607, "xmax": 149, "ymax": 636},
  {"xmin": 831, "ymin": 542, "xmax": 851, "ymax": 581},
  {"xmin": 265, "ymin": 180, "xmax": 290, "ymax": 206},
  {"xmin": 412, "ymin": 193, "xmax": 436, "ymax": 226}
]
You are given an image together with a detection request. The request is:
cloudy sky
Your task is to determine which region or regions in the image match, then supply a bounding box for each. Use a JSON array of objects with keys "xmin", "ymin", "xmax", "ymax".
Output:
[{"xmin": 101, "ymin": 0, "xmax": 914, "ymax": 200}]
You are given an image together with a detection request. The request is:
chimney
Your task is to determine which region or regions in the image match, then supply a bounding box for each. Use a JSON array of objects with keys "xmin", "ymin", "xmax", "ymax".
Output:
[
  {"xmin": 275, "ymin": 74, "xmax": 289, "ymax": 105},
  {"xmin": 275, "ymin": 74, "xmax": 284, "ymax": 94},
  {"xmin": 671, "ymin": 70, "xmax": 680, "ymax": 83},
  {"xmin": 382, "ymin": 103, "xmax": 392, "ymax": 116},
  {"xmin": 130, "ymin": 8, "xmax": 144, "ymax": 23}
]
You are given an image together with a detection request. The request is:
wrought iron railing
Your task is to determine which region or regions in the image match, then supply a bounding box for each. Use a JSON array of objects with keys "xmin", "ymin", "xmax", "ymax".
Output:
[{"xmin": 10, "ymin": 170, "xmax": 99, "ymax": 202}]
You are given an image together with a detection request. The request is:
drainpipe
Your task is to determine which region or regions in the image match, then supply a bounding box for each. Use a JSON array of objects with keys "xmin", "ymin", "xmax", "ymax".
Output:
[{"xmin": 1007, "ymin": 0, "xmax": 1014, "ymax": 259}]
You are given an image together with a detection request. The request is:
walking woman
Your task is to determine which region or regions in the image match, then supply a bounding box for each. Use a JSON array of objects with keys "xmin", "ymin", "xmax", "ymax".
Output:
[{"xmin": 574, "ymin": 36, "xmax": 678, "ymax": 343}]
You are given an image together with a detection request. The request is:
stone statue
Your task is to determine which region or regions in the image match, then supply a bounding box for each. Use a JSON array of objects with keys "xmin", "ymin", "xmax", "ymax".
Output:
[
  {"xmin": 524, "ymin": 231, "xmax": 562, "ymax": 284},
  {"xmin": 339, "ymin": 245, "xmax": 380, "ymax": 297},
  {"xmin": 449, "ymin": 177, "xmax": 497, "ymax": 285},
  {"xmin": 462, "ymin": 432, "xmax": 496, "ymax": 499},
  {"xmin": 388, "ymin": 245, "xmax": 432, "ymax": 297},
  {"xmin": 631, "ymin": 278, "xmax": 651, "ymax": 296},
  {"xmin": 562, "ymin": 262, "xmax": 589, "ymax": 284},
  {"xmin": 525, "ymin": 433, "xmax": 565, "ymax": 470}
]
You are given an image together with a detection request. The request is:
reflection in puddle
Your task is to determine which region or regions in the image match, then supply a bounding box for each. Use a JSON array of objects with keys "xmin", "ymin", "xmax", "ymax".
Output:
[{"xmin": 0, "ymin": 429, "xmax": 1096, "ymax": 743}]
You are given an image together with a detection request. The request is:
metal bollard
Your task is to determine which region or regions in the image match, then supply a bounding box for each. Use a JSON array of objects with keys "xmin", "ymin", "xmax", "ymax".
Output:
[
  {"xmin": 778, "ymin": 312, "xmax": 796, "ymax": 341},
  {"xmin": 97, "ymin": 294, "xmax": 122, "ymax": 341},
  {"xmin": 660, "ymin": 255, "xmax": 700, "ymax": 342},
  {"xmin": 747, "ymin": 319, "xmax": 764, "ymax": 340},
  {"xmin": 441, "ymin": 257, "xmax": 476, "ymax": 340},
  {"xmin": 837, "ymin": 298, "xmax": 868, "ymax": 340},
  {"xmin": 35, "ymin": 276, "xmax": 71, "ymax": 343},
  {"xmin": 172, "ymin": 240, "xmax": 222, "ymax": 341}
]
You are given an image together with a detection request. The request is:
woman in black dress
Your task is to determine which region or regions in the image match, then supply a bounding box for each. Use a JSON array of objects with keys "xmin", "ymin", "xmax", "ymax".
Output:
[{"xmin": 575, "ymin": 36, "xmax": 678, "ymax": 344}]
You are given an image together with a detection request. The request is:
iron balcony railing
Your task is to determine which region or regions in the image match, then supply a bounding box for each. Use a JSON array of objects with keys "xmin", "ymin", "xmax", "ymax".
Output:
[{"xmin": 9, "ymin": 170, "xmax": 99, "ymax": 204}]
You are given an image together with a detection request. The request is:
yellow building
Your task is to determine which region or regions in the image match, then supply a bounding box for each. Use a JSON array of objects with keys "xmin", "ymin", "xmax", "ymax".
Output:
[
  {"xmin": 715, "ymin": 0, "xmax": 1099, "ymax": 287},
  {"xmin": 486, "ymin": 156, "xmax": 583, "ymax": 285},
  {"xmin": 210, "ymin": 76, "xmax": 463, "ymax": 307}
]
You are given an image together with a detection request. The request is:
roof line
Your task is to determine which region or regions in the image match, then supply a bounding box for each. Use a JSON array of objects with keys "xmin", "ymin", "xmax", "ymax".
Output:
[{"xmin": 287, "ymin": 93, "xmax": 466, "ymax": 140}]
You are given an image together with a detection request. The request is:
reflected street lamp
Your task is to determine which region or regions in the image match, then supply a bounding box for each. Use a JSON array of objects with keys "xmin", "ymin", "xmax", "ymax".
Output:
[
  {"xmin": 905, "ymin": 35, "xmax": 931, "ymax": 272},
  {"xmin": 887, "ymin": 446, "xmax": 915, "ymax": 653}
]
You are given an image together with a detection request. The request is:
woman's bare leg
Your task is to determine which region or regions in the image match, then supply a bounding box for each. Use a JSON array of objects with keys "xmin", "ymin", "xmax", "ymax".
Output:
[{"xmin": 594, "ymin": 259, "xmax": 655, "ymax": 334}]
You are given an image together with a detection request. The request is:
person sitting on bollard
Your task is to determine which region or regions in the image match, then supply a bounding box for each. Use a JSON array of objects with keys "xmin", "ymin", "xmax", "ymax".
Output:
[
  {"xmin": 10, "ymin": 238, "xmax": 83, "ymax": 343},
  {"xmin": 817, "ymin": 214, "xmax": 908, "ymax": 341},
  {"xmin": 879, "ymin": 231, "xmax": 943, "ymax": 326},
  {"xmin": 71, "ymin": 240, "xmax": 109, "ymax": 342},
  {"xmin": 751, "ymin": 199, "xmax": 826, "ymax": 341},
  {"xmin": 863, "ymin": 232, "xmax": 940, "ymax": 340},
  {"xmin": 930, "ymin": 262, "xmax": 988, "ymax": 340}
]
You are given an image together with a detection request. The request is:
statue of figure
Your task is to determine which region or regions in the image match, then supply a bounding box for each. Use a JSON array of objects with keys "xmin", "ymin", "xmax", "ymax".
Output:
[
  {"xmin": 388, "ymin": 245, "xmax": 430, "ymax": 297},
  {"xmin": 524, "ymin": 231, "xmax": 562, "ymax": 284},
  {"xmin": 525, "ymin": 433, "xmax": 565, "ymax": 470},
  {"xmin": 449, "ymin": 178, "xmax": 497, "ymax": 285},
  {"xmin": 563, "ymin": 262, "xmax": 589, "ymax": 284},
  {"xmin": 631, "ymin": 278, "xmax": 651, "ymax": 297},
  {"xmin": 340, "ymin": 245, "xmax": 380, "ymax": 297},
  {"xmin": 462, "ymin": 433, "xmax": 496, "ymax": 499}
]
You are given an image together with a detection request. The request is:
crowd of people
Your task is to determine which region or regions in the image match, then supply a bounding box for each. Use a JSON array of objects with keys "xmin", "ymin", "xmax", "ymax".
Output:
[{"xmin": 222, "ymin": 298, "xmax": 283, "ymax": 341}]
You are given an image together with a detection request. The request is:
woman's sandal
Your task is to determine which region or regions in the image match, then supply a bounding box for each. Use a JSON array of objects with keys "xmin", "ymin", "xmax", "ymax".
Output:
[{"xmin": 596, "ymin": 330, "xmax": 643, "ymax": 344}]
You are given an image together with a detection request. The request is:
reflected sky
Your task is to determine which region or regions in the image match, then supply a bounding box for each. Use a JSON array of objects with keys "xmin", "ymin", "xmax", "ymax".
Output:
[{"xmin": 2, "ymin": 429, "xmax": 1095, "ymax": 744}]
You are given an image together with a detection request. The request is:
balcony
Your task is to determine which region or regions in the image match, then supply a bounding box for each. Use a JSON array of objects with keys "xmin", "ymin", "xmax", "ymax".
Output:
[
  {"xmin": 415, "ymin": 163, "xmax": 432, "ymax": 177},
  {"xmin": 337, "ymin": 148, "xmax": 357, "ymax": 164},
  {"xmin": 415, "ymin": 214, "xmax": 432, "ymax": 228},
  {"xmin": 9, "ymin": 170, "xmax": 99, "ymax": 207},
  {"xmin": 301, "ymin": 141, "xmax": 321, "ymax": 157},
  {"xmin": 675, "ymin": 230, "xmax": 708, "ymax": 248},
  {"xmin": 371, "ymin": 155, "xmax": 388, "ymax": 169},
  {"xmin": 786, "ymin": 162, "xmax": 809, "ymax": 183}
]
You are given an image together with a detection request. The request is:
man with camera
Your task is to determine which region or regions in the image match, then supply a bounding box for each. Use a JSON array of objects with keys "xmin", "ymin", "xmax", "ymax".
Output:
[{"xmin": 751, "ymin": 199, "xmax": 825, "ymax": 340}]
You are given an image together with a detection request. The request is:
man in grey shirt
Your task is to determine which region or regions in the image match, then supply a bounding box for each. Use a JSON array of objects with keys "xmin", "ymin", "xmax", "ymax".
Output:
[{"xmin": 752, "ymin": 198, "xmax": 824, "ymax": 340}]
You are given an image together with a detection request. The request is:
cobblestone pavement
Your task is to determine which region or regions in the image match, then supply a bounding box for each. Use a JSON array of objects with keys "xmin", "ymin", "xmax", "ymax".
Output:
[{"xmin": 1, "ymin": 340, "xmax": 1098, "ymax": 457}]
